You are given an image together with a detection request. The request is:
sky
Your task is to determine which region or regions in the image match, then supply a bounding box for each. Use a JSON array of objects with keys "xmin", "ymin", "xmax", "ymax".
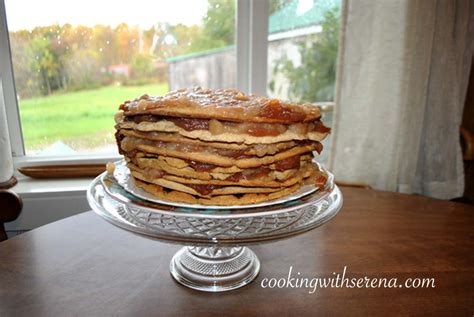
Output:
[{"xmin": 5, "ymin": 0, "xmax": 209, "ymax": 31}]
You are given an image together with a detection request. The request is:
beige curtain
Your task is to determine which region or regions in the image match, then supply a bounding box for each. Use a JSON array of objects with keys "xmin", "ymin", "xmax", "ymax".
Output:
[
  {"xmin": 329, "ymin": 0, "xmax": 474, "ymax": 199},
  {"xmin": 0, "ymin": 81, "xmax": 14, "ymax": 184}
]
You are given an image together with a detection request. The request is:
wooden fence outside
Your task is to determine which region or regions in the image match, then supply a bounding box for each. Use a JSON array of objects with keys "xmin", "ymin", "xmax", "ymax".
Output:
[{"xmin": 167, "ymin": 47, "xmax": 236, "ymax": 91}]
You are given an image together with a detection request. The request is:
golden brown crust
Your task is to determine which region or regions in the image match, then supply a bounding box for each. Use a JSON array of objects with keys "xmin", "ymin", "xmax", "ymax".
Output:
[
  {"xmin": 130, "ymin": 154, "xmax": 312, "ymax": 180},
  {"xmin": 131, "ymin": 170, "xmax": 285, "ymax": 197},
  {"xmin": 127, "ymin": 161, "xmax": 315, "ymax": 188},
  {"xmin": 118, "ymin": 129, "xmax": 306, "ymax": 155},
  {"xmin": 119, "ymin": 87, "xmax": 322, "ymax": 124},
  {"xmin": 117, "ymin": 120, "xmax": 328, "ymax": 144},
  {"xmin": 126, "ymin": 142, "xmax": 319, "ymax": 168},
  {"xmin": 132, "ymin": 167, "xmax": 328, "ymax": 205},
  {"xmin": 134, "ymin": 179, "xmax": 302, "ymax": 206}
]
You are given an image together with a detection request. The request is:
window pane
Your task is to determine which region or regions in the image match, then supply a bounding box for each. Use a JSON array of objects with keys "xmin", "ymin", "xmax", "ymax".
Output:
[
  {"xmin": 267, "ymin": 0, "xmax": 341, "ymax": 164},
  {"xmin": 5, "ymin": 0, "xmax": 236, "ymax": 156}
]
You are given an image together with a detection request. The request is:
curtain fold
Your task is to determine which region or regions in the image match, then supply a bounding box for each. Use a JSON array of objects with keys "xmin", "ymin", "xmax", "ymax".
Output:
[
  {"xmin": 0, "ymin": 81, "xmax": 14, "ymax": 184},
  {"xmin": 329, "ymin": 0, "xmax": 474, "ymax": 199}
]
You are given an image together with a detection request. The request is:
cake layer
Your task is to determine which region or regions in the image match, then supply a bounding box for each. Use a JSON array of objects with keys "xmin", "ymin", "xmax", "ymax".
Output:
[
  {"xmin": 116, "ymin": 129, "xmax": 315, "ymax": 157},
  {"xmin": 127, "ymin": 154, "xmax": 313, "ymax": 181},
  {"xmin": 132, "ymin": 168, "xmax": 327, "ymax": 206},
  {"xmin": 127, "ymin": 160, "xmax": 315, "ymax": 189},
  {"xmin": 134, "ymin": 179, "xmax": 303, "ymax": 206},
  {"xmin": 116, "ymin": 119, "xmax": 328, "ymax": 144},
  {"xmin": 118, "ymin": 136, "xmax": 321, "ymax": 168},
  {"xmin": 118, "ymin": 87, "xmax": 323, "ymax": 124},
  {"xmin": 131, "ymin": 169, "xmax": 286, "ymax": 197},
  {"xmin": 119, "ymin": 114, "xmax": 330, "ymax": 137}
]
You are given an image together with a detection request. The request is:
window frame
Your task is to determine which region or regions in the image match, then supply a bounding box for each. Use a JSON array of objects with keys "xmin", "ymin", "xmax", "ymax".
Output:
[{"xmin": 0, "ymin": 0, "xmax": 269, "ymax": 167}]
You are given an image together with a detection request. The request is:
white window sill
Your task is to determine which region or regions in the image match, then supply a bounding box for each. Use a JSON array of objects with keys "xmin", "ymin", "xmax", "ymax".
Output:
[
  {"xmin": 13, "ymin": 174, "xmax": 93, "ymax": 198},
  {"xmin": 10, "ymin": 152, "xmax": 119, "ymax": 198}
]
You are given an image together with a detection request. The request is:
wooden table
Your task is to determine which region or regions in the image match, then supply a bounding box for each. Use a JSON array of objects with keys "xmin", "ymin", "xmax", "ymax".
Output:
[{"xmin": 0, "ymin": 187, "xmax": 473, "ymax": 316}]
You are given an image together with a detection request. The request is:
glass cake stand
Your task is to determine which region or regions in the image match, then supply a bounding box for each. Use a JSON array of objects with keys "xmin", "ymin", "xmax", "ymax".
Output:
[{"xmin": 87, "ymin": 166, "xmax": 343, "ymax": 292}]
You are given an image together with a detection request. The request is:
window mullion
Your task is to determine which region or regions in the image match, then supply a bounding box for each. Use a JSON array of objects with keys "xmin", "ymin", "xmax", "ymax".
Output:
[
  {"xmin": 236, "ymin": 0, "xmax": 269, "ymax": 96},
  {"xmin": 249, "ymin": 0, "xmax": 269, "ymax": 96},
  {"xmin": 0, "ymin": 0, "xmax": 24, "ymax": 157},
  {"xmin": 236, "ymin": 0, "xmax": 251, "ymax": 93}
]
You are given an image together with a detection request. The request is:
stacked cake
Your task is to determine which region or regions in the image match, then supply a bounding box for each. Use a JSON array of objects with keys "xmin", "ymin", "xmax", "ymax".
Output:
[{"xmin": 114, "ymin": 87, "xmax": 330, "ymax": 206}]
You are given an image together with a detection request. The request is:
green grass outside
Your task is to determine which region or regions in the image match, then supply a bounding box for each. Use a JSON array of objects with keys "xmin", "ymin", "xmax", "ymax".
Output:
[{"xmin": 19, "ymin": 83, "xmax": 169, "ymax": 152}]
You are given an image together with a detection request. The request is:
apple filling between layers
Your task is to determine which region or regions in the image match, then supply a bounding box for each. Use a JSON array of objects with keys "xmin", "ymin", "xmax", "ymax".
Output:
[{"xmin": 120, "ymin": 114, "xmax": 330, "ymax": 137}]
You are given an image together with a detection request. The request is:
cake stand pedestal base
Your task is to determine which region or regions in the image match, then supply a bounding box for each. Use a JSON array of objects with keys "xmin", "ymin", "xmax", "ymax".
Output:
[{"xmin": 170, "ymin": 246, "xmax": 260, "ymax": 292}]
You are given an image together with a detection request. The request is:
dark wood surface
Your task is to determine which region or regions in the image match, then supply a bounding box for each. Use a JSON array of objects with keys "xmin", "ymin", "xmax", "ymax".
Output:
[{"xmin": 0, "ymin": 187, "xmax": 473, "ymax": 316}]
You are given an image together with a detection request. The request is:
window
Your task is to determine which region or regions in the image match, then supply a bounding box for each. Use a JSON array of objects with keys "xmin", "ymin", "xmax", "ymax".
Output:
[
  {"xmin": 267, "ymin": 0, "xmax": 340, "ymax": 164},
  {"xmin": 2, "ymin": 0, "xmax": 236, "ymax": 157},
  {"xmin": 1, "ymin": 0, "xmax": 339, "ymax": 166}
]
